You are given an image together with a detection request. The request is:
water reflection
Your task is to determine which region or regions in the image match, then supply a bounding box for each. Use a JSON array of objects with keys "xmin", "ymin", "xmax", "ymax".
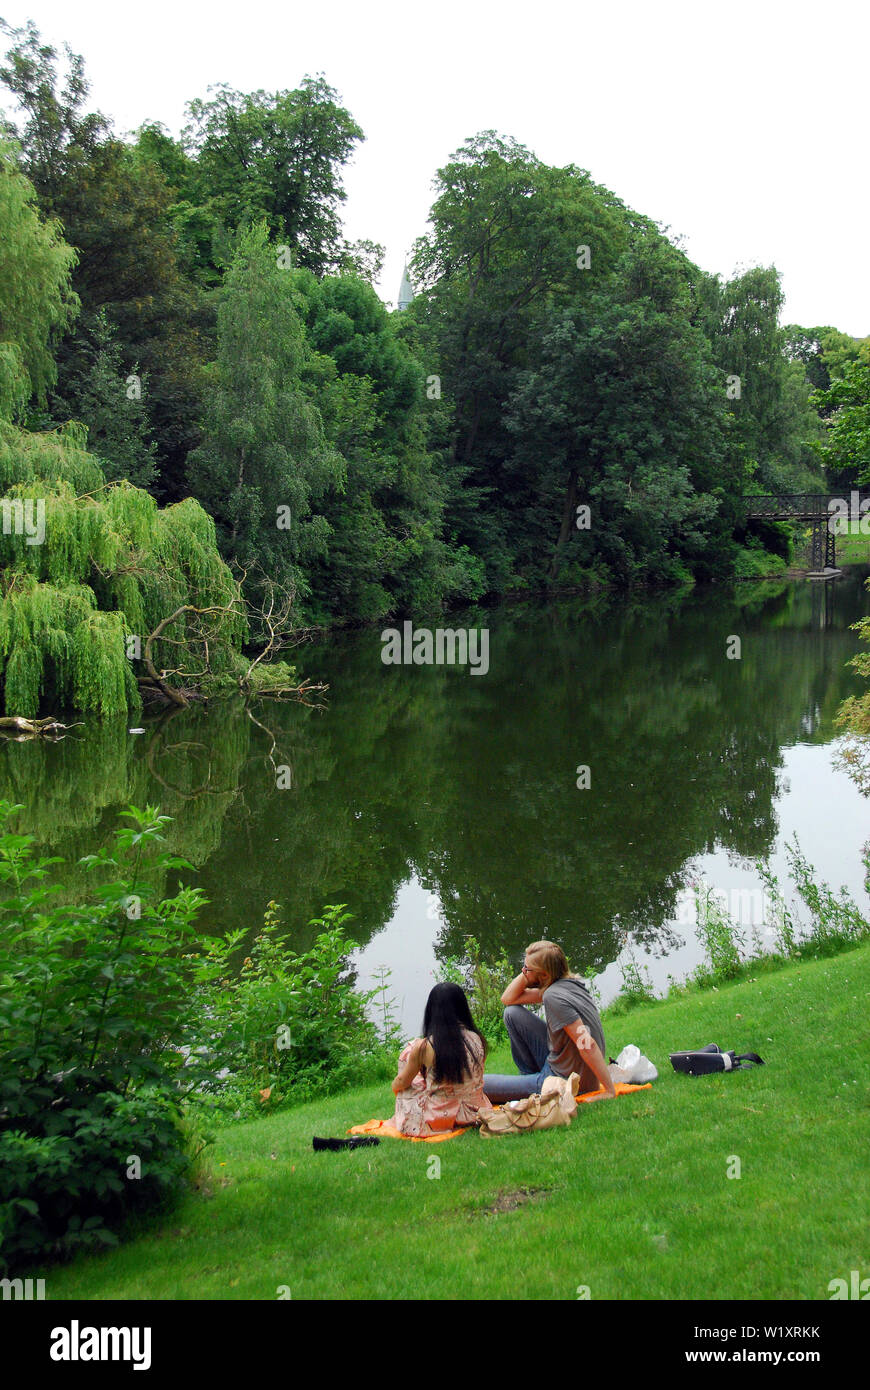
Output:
[{"xmin": 2, "ymin": 573, "xmax": 867, "ymax": 1024}]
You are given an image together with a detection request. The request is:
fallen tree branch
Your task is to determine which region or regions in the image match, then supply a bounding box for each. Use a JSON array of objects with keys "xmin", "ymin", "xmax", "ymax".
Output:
[{"xmin": 0, "ymin": 716, "xmax": 84, "ymax": 737}]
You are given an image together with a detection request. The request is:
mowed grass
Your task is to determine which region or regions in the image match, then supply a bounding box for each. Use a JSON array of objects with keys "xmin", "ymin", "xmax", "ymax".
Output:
[
  {"xmin": 42, "ymin": 945, "xmax": 870, "ymax": 1301},
  {"xmin": 834, "ymin": 531, "xmax": 870, "ymax": 565}
]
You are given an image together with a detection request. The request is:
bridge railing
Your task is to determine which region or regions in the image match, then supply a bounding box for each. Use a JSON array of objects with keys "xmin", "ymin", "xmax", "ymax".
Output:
[{"xmin": 740, "ymin": 492, "xmax": 870, "ymax": 521}]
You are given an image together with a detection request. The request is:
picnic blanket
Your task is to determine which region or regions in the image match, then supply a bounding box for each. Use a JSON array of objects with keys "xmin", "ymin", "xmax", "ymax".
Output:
[
  {"xmin": 577, "ymin": 1081, "xmax": 652, "ymax": 1102},
  {"xmin": 346, "ymin": 1118, "xmax": 467, "ymax": 1143},
  {"xmin": 347, "ymin": 1081, "xmax": 653, "ymax": 1142}
]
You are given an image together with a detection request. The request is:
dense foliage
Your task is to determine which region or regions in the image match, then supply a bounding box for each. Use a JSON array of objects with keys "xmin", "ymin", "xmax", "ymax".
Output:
[
  {"xmin": 1, "ymin": 19, "xmax": 868, "ymax": 716},
  {"xmin": 0, "ymin": 803, "xmax": 395, "ymax": 1271},
  {"xmin": 0, "ymin": 415, "xmax": 247, "ymax": 716}
]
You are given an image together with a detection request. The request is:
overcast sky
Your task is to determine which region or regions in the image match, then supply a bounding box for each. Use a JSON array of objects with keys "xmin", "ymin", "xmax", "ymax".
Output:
[{"xmin": 3, "ymin": 0, "xmax": 867, "ymax": 335}]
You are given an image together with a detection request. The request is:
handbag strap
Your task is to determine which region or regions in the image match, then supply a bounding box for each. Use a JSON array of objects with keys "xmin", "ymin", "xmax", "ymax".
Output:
[{"xmin": 507, "ymin": 1096, "xmax": 542, "ymax": 1129}]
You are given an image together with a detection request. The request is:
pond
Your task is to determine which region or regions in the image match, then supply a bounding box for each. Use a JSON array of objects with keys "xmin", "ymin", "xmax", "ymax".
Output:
[{"xmin": 3, "ymin": 572, "xmax": 868, "ymax": 1035}]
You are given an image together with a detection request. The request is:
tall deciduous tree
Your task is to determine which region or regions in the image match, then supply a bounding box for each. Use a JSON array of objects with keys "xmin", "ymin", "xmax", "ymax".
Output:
[
  {"xmin": 0, "ymin": 136, "xmax": 78, "ymax": 418},
  {"xmin": 505, "ymin": 233, "xmax": 732, "ymax": 586},
  {"xmin": 699, "ymin": 266, "xmax": 820, "ymax": 493},
  {"xmin": 812, "ymin": 352, "xmax": 870, "ymax": 490},
  {"xmin": 186, "ymin": 222, "xmax": 343, "ymax": 609},
  {"xmin": 0, "ymin": 21, "xmax": 208, "ymax": 500},
  {"xmin": 291, "ymin": 269, "xmax": 483, "ymax": 619},
  {"xmin": 181, "ymin": 78, "xmax": 363, "ymax": 277},
  {"xmin": 409, "ymin": 133, "xmax": 639, "ymax": 591}
]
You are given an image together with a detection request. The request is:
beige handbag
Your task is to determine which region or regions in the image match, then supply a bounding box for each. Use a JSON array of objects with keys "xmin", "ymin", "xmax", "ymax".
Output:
[{"xmin": 478, "ymin": 1074, "xmax": 578, "ymax": 1138}]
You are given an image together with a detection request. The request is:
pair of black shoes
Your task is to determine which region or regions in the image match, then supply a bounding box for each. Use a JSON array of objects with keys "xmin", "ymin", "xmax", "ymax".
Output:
[
  {"xmin": 669, "ymin": 1043, "xmax": 765, "ymax": 1075},
  {"xmin": 312, "ymin": 1135, "xmax": 380, "ymax": 1151}
]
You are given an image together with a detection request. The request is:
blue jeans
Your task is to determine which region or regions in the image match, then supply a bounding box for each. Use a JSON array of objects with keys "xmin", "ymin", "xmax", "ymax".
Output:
[{"xmin": 483, "ymin": 1005, "xmax": 557, "ymax": 1102}]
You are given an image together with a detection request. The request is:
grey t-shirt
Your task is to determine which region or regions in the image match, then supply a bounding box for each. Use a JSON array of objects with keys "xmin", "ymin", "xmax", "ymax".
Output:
[{"xmin": 543, "ymin": 977, "xmax": 606, "ymax": 1084}]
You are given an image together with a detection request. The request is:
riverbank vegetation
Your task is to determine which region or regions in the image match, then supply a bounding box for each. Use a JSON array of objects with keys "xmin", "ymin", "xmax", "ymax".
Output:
[
  {"xmin": 16, "ymin": 940, "xmax": 870, "ymax": 1301},
  {"xmin": 2, "ymin": 19, "xmax": 869, "ymax": 716},
  {"xmin": 2, "ymin": 798, "xmax": 867, "ymax": 1275},
  {"xmin": 0, "ymin": 802, "xmax": 398, "ymax": 1271}
]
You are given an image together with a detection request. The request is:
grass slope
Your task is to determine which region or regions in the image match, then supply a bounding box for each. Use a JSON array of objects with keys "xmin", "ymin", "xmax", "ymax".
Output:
[{"xmin": 43, "ymin": 944, "xmax": 870, "ymax": 1302}]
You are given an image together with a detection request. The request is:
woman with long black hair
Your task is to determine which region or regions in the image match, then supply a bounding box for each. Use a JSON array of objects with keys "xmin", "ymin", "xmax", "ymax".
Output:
[{"xmin": 390, "ymin": 983, "xmax": 490, "ymax": 1135}]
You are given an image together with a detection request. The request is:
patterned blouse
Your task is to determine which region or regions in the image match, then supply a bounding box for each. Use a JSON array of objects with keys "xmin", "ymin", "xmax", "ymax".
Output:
[{"xmin": 390, "ymin": 1030, "xmax": 488, "ymax": 1136}]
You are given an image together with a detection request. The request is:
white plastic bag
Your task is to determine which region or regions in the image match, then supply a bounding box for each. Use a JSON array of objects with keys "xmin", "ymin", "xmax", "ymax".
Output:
[{"xmin": 612, "ymin": 1043, "xmax": 658, "ymax": 1084}]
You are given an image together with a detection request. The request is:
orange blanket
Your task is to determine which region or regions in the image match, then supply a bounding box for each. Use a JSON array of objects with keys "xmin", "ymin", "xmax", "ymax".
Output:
[
  {"xmin": 347, "ymin": 1082, "xmax": 652, "ymax": 1142},
  {"xmin": 347, "ymin": 1118, "xmax": 467, "ymax": 1143},
  {"xmin": 577, "ymin": 1081, "xmax": 652, "ymax": 1102}
]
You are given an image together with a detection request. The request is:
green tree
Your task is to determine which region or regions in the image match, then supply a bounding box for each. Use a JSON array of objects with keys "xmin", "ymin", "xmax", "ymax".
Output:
[
  {"xmin": 181, "ymin": 78, "xmax": 363, "ymax": 277},
  {"xmin": 0, "ymin": 16, "xmax": 108, "ymax": 209},
  {"xmin": 186, "ymin": 222, "xmax": 342, "ymax": 608},
  {"xmin": 700, "ymin": 266, "xmax": 792, "ymax": 491},
  {"xmin": 409, "ymin": 132, "xmax": 638, "ymax": 592},
  {"xmin": 291, "ymin": 269, "xmax": 482, "ymax": 619},
  {"xmin": 56, "ymin": 309, "xmax": 158, "ymax": 489},
  {"xmin": 505, "ymin": 233, "xmax": 734, "ymax": 586},
  {"xmin": 0, "ymin": 136, "xmax": 78, "ymax": 418},
  {"xmin": 1, "ymin": 22, "xmax": 208, "ymax": 500},
  {"xmin": 812, "ymin": 352, "xmax": 870, "ymax": 490},
  {"xmin": 783, "ymin": 324, "xmax": 866, "ymax": 394},
  {"xmin": 0, "ymin": 417, "xmax": 249, "ymax": 717}
]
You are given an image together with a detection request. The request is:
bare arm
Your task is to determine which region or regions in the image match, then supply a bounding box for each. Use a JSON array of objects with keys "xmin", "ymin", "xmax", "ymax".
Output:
[
  {"xmin": 565, "ymin": 1019, "xmax": 616, "ymax": 1098},
  {"xmin": 501, "ymin": 971, "xmax": 544, "ymax": 1007},
  {"xmin": 391, "ymin": 1038, "xmax": 429, "ymax": 1095}
]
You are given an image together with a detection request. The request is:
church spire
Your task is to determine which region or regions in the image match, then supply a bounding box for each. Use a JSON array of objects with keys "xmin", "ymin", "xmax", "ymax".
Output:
[{"xmin": 398, "ymin": 263, "xmax": 414, "ymax": 311}]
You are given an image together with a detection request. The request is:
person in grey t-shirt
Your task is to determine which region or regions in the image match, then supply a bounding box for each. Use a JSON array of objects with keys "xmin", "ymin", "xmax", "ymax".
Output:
[{"xmin": 482, "ymin": 940, "xmax": 616, "ymax": 1105}]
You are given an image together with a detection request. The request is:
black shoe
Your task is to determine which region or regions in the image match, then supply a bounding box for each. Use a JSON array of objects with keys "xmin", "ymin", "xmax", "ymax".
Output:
[{"xmin": 312, "ymin": 1135, "xmax": 380, "ymax": 1151}]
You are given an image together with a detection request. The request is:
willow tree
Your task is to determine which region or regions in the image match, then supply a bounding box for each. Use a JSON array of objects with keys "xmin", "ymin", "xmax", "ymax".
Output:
[
  {"xmin": 0, "ymin": 416, "xmax": 251, "ymax": 717},
  {"xmin": 0, "ymin": 136, "xmax": 261, "ymax": 720}
]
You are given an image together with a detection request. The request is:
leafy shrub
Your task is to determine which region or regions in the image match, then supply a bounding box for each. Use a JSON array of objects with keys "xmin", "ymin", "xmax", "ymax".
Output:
[
  {"xmin": 0, "ymin": 1086, "xmax": 189, "ymax": 1270},
  {"xmin": 785, "ymin": 838, "xmax": 870, "ymax": 956},
  {"xmin": 0, "ymin": 802, "xmax": 214, "ymax": 1271},
  {"xmin": 733, "ymin": 540, "xmax": 787, "ymax": 579},
  {"xmin": 607, "ymin": 954, "xmax": 657, "ymax": 1015},
  {"xmin": 691, "ymin": 880, "xmax": 745, "ymax": 984},
  {"xmin": 189, "ymin": 901, "xmax": 397, "ymax": 1118}
]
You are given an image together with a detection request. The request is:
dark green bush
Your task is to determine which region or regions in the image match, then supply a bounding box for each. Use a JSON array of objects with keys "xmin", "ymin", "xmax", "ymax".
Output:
[
  {"xmin": 0, "ymin": 801, "xmax": 213, "ymax": 1272},
  {"xmin": 0, "ymin": 1083, "xmax": 189, "ymax": 1269}
]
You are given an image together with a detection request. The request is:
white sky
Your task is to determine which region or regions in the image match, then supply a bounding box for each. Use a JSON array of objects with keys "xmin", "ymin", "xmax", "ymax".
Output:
[{"xmin": 3, "ymin": 0, "xmax": 868, "ymax": 335}]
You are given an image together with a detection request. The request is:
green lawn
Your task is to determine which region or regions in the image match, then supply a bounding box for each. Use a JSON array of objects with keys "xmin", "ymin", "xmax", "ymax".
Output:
[
  {"xmin": 836, "ymin": 532, "xmax": 870, "ymax": 565},
  {"xmin": 40, "ymin": 945, "xmax": 870, "ymax": 1301}
]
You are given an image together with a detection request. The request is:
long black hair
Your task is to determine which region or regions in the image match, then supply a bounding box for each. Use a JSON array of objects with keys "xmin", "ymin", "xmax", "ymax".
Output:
[{"xmin": 421, "ymin": 983, "xmax": 487, "ymax": 1085}]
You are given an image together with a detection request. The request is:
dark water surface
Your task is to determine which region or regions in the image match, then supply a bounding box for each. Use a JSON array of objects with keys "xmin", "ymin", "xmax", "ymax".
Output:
[{"xmin": 4, "ymin": 573, "xmax": 868, "ymax": 1031}]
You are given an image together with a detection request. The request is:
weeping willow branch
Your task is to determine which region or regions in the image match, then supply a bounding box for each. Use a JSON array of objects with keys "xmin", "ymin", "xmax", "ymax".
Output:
[{"xmin": 0, "ymin": 418, "xmax": 326, "ymax": 716}]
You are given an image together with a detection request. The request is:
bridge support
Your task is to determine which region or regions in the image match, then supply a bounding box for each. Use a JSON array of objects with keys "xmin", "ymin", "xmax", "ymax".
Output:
[{"xmin": 809, "ymin": 518, "xmax": 836, "ymax": 572}]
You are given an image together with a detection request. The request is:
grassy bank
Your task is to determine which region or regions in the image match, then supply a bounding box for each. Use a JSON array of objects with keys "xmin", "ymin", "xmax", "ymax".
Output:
[
  {"xmin": 39, "ymin": 942, "xmax": 870, "ymax": 1301},
  {"xmin": 836, "ymin": 532, "xmax": 870, "ymax": 565}
]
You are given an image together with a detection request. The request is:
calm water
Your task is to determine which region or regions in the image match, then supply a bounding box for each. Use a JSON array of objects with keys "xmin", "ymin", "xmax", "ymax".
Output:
[{"xmin": 3, "ymin": 573, "xmax": 868, "ymax": 1032}]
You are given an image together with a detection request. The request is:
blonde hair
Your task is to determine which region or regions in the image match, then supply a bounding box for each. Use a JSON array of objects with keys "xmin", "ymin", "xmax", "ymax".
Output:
[{"xmin": 525, "ymin": 940, "xmax": 571, "ymax": 990}]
